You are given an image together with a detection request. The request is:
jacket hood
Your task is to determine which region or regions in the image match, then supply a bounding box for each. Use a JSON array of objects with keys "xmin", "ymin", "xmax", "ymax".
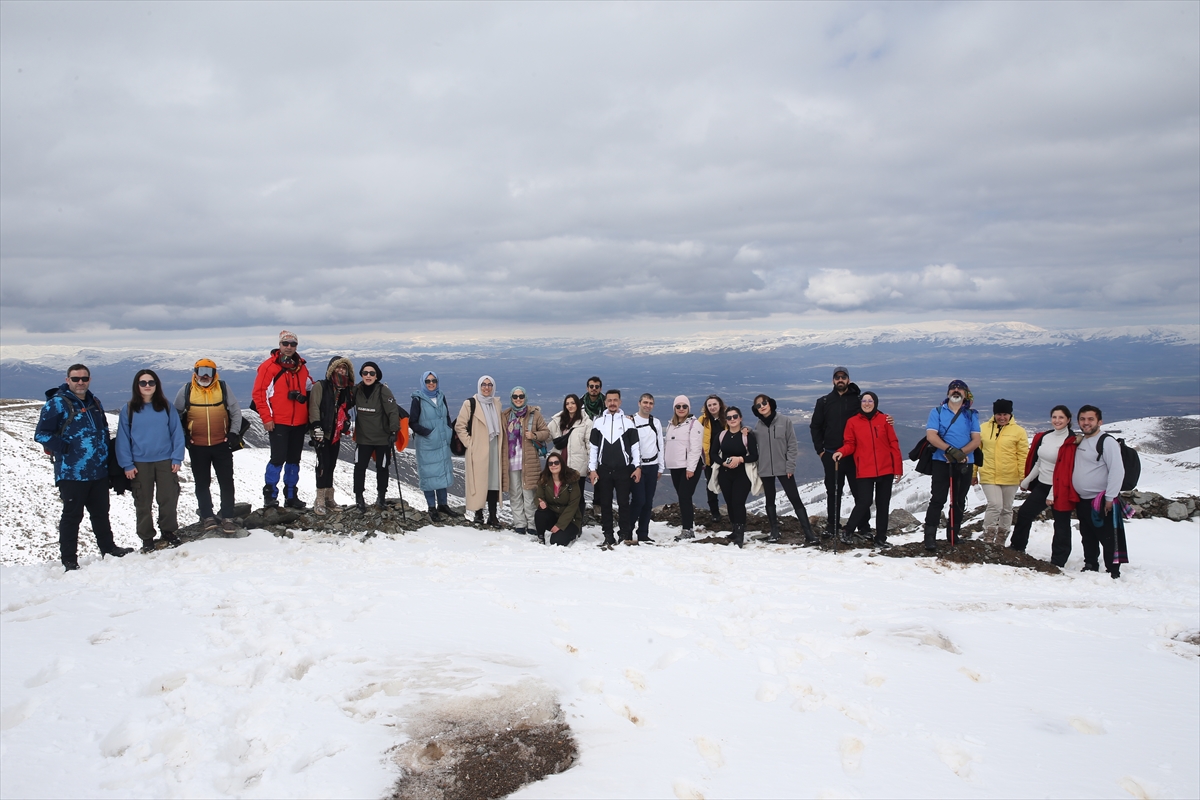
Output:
[
  {"xmin": 752, "ymin": 396, "xmax": 777, "ymax": 422},
  {"xmin": 50, "ymin": 383, "xmax": 90, "ymax": 403},
  {"xmin": 191, "ymin": 358, "xmax": 221, "ymax": 391},
  {"xmin": 325, "ymin": 356, "xmax": 355, "ymax": 381}
]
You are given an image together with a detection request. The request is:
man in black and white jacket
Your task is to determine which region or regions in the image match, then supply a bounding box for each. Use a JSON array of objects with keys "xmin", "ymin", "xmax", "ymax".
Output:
[
  {"xmin": 629, "ymin": 393, "xmax": 665, "ymax": 543},
  {"xmin": 588, "ymin": 389, "xmax": 643, "ymax": 546}
]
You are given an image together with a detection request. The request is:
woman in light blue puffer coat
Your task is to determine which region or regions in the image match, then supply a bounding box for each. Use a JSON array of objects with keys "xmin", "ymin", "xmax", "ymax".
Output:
[{"xmin": 409, "ymin": 371, "xmax": 456, "ymax": 521}]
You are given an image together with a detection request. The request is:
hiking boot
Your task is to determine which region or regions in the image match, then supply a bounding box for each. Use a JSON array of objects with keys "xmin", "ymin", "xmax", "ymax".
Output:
[
  {"xmin": 767, "ymin": 521, "xmax": 781, "ymax": 542},
  {"xmin": 220, "ymin": 518, "xmax": 239, "ymax": 536},
  {"xmin": 262, "ymin": 485, "xmax": 279, "ymax": 509},
  {"xmin": 356, "ymin": 493, "xmax": 368, "ymax": 512},
  {"xmin": 731, "ymin": 524, "xmax": 745, "ymax": 549},
  {"xmin": 1081, "ymin": 563, "xmax": 1100, "ymax": 572},
  {"xmin": 428, "ymin": 507, "xmax": 441, "ymax": 523},
  {"xmin": 203, "ymin": 516, "xmax": 220, "ymax": 533},
  {"xmin": 102, "ymin": 545, "xmax": 133, "ymax": 558},
  {"xmin": 437, "ymin": 503, "xmax": 456, "ymax": 517},
  {"xmin": 326, "ymin": 490, "xmax": 342, "ymax": 512},
  {"xmin": 473, "ymin": 510, "xmax": 484, "ymax": 525},
  {"xmin": 514, "ymin": 527, "xmax": 527, "ymax": 536},
  {"xmin": 313, "ymin": 488, "xmax": 328, "ymax": 517},
  {"xmin": 375, "ymin": 494, "xmax": 387, "ymax": 511},
  {"xmin": 162, "ymin": 533, "xmax": 183, "ymax": 548},
  {"xmin": 675, "ymin": 529, "xmax": 694, "ymax": 541},
  {"xmin": 63, "ymin": 560, "xmax": 80, "ymax": 572},
  {"xmin": 140, "ymin": 540, "xmax": 157, "ymax": 554},
  {"xmin": 284, "ymin": 495, "xmax": 306, "ymax": 510},
  {"xmin": 874, "ymin": 536, "xmax": 892, "ymax": 550},
  {"xmin": 486, "ymin": 512, "xmax": 501, "ymax": 529}
]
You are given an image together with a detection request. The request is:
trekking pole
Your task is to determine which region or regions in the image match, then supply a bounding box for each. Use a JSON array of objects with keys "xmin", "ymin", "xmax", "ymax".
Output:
[
  {"xmin": 947, "ymin": 465, "xmax": 956, "ymax": 547},
  {"xmin": 391, "ymin": 448, "xmax": 407, "ymax": 524},
  {"xmin": 832, "ymin": 458, "xmax": 841, "ymax": 545}
]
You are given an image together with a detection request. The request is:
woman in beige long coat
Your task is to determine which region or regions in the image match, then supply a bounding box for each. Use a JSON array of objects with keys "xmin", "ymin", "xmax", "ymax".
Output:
[
  {"xmin": 500, "ymin": 386, "xmax": 551, "ymax": 536},
  {"xmin": 455, "ymin": 375, "xmax": 506, "ymax": 527}
]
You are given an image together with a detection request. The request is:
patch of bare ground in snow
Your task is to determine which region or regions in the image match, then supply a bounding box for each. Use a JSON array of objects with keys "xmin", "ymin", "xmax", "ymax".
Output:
[
  {"xmin": 388, "ymin": 681, "xmax": 577, "ymax": 800},
  {"xmin": 883, "ymin": 539, "xmax": 1061, "ymax": 575}
]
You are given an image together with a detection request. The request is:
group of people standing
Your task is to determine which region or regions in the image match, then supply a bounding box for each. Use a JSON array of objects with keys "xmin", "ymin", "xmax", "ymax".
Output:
[{"xmin": 35, "ymin": 333, "xmax": 1129, "ymax": 579}]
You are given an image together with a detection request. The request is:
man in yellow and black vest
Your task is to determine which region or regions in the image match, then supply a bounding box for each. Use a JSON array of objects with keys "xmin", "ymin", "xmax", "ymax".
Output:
[{"xmin": 173, "ymin": 358, "xmax": 243, "ymax": 535}]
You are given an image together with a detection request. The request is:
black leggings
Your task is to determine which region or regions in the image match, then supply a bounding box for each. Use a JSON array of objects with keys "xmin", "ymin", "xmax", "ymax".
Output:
[
  {"xmin": 844, "ymin": 475, "xmax": 894, "ymax": 541},
  {"xmin": 670, "ymin": 467, "xmax": 703, "ymax": 530},
  {"xmin": 1011, "ymin": 480, "xmax": 1075, "ymax": 566},
  {"xmin": 717, "ymin": 466, "xmax": 750, "ymax": 525},
  {"xmin": 762, "ymin": 473, "xmax": 809, "ymax": 523},
  {"xmin": 705, "ymin": 464, "xmax": 721, "ymax": 515},
  {"xmin": 354, "ymin": 444, "xmax": 390, "ymax": 495},
  {"xmin": 314, "ymin": 441, "xmax": 341, "ymax": 489}
]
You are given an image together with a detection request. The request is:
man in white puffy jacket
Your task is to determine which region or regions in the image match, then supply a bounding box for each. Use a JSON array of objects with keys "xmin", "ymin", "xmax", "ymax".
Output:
[
  {"xmin": 588, "ymin": 389, "xmax": 643, "ymax": 547},
  {"xmin": 629, "ymin": 393, "xmax": 665, "ymax": 543}
]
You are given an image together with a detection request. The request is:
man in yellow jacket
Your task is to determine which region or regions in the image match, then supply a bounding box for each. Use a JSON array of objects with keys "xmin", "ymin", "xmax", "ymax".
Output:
[{"xmin": 974, "ymin": 399, "xmax": 1029, "ymax": 546}]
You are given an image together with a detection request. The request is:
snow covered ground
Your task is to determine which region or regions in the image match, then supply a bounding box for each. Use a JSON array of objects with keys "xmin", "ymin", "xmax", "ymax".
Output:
[{"xmin": 2, "ymin": 404, "xmax": 1198, "ymax": 799}]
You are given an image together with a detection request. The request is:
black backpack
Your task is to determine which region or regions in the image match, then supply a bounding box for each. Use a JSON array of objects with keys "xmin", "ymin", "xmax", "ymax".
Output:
[{"xmin": 1097, "ymin": 434, "xmax": 1141, "ymax": 492}]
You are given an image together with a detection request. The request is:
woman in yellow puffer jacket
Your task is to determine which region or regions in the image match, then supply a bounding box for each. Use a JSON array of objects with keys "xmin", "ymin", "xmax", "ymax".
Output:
[{"xmin": 974, "ymin": 398, "xmax": 1029, "ymax": 546}]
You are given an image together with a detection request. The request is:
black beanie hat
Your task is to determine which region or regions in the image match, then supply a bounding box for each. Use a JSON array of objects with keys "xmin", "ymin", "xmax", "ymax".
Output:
[
  {"xmin": 993, "ymin": 398, "xmax": 1013, "ymax": 415},
  {"xmin": 360, "ymin": 360, "xmax": 382, "ymax": 380}
]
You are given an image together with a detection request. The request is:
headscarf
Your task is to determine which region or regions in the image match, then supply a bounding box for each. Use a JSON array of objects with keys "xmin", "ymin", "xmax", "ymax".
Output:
[
  {"xmin": 860, "ymin": 391, "xmax": 879, "ymax": 420},
  {"xmin": 944, "ymin": 379, "xmax": 973, "ymax": 409},
  {"xmin": 509, "ymin": 385, "xmax": 527, "ymax": 410},
  {"xmin": 507, "ymin": 386, "xmax": 529, "ymax": 460},
  {"xmin": 421, "ymin": 370, "xmax": 440, "ymax": 403},
  {"xmin": 476, "ymin": 375, "xmax": 501, "ymax": 437}
]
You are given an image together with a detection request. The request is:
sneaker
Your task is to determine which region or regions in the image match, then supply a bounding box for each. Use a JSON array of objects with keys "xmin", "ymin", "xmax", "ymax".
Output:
[
  {"xmin": 220, "ymin": 518, "xmax": 239, "ymax": 536},
  {"xmin": 203, "ymin": 517, "xmax": 220, "ymax": 533},
  {"xmin": 63, "ymin": 560, "xmax": 80, "ymax": 572}
]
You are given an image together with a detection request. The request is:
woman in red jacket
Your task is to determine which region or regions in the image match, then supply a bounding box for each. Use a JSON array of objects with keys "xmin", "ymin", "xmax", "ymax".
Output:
[{"xmin": 832, "ymin": 391, "xmax": 902, "ymax": 548}]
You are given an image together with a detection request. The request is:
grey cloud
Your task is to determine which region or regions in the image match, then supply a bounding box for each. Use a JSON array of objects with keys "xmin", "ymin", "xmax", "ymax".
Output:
[{"xmin": 1, "ymin": 1, "xmax": 1197, "ymax": 337}]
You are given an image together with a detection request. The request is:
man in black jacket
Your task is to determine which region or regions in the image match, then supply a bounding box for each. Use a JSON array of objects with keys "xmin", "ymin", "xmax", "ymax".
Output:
[{"xmin": 809, "ymin": 367, "xmax": 871, "ymax": 538}]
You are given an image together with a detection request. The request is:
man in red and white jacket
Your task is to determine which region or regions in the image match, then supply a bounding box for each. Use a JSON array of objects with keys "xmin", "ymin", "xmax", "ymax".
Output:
[{"xmin": 251, "ymin": 331, "xmax": 313, "ymax": 509}]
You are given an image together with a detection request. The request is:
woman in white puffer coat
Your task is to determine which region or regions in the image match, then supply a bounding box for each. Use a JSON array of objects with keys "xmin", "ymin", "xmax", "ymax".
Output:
[{"xmin": 547, "ymin": 394, "xmax": 592, "ymax": 502}]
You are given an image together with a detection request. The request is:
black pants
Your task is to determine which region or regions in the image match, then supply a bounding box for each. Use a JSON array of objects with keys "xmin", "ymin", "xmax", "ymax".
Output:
[
  {"xmin": 1076, "ymin": 499, "xmax": 1120, "ymax": 574},
  {"xmin": 266, "ymin": 424, "xmax": 307, "ymax": 497},
  {"xmin": 822, "ymin": 452, "xmax": 869, "ymax": 534},
  {"xmin": 924, "ymin": 460, "xmax": 973, "ymax": 542},
  {"xmin": 595, "ymin": 464, "xmax": 634, "ymax": 541},
  {"xmin": 314, "ymin": 441, "xmax": 342, "ymax": 489},
  {"xmin": 534, "ymin": 506, "xmax": 580, "ymax": 546},
  {"xmin": 188, "ymin": 443, "xmax": 235, "ymax": 520},
  {"xmin": 57, "ymin": 478, "xmax": 115, "ymax": 562},
  {"xmin": 629, "ymin": 464, "xmax": 660, "ymax": 539},
  {"xmin": 670, "ymin": 467, "xmax": 703, "ymax": 530},
  {"xmin": 717, "ymin": 466, "xmax": 751, "ymax": 525},
  {"xmin": 762, "ymin": 473, "xmax": 808, "ymax": 525},
  {"xmin": 354, "ymin": 444, "xmax": 390, "ymax": 495},
  {"xmin": 1010, "ymin": 480, "xmax": 1075, "ymax": 566},
  {"xmin": 844, "ymin": 475, "xmax": 894, "ymax": 541},
  {"xmin": 704, "ymin": 464, "xmax": 720, "ymax": 515}
]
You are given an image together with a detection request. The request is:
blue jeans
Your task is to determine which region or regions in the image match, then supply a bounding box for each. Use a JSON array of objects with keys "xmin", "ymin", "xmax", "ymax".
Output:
[
  {"xmin": 629, "ymin": 464, "xmax": 660, "ymax": 540},
  {"xmin": 423, "ymin": 488, "xmax": 448, "ymax": 508}
]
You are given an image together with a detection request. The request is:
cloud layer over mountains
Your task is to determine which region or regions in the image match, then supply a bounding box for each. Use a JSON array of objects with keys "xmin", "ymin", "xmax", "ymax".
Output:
[{"xmin": 2, "ymin": 2, "xmax": 1197, "ymax": 337}]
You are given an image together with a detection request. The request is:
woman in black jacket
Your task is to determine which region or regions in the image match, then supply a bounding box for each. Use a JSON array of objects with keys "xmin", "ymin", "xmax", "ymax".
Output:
[
  {"xmin": 350, "ymin": 361, "xmax": 403, "ymax": 513},
  {"xmin": 711, "ymin": 406, "xmax": 758, "ymax": 548}
]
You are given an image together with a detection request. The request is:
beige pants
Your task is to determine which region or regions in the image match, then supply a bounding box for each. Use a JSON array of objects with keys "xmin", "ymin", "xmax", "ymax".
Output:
[
  {"xmin": 508, "ymin": 470, "xmax": 536, "ymax": 529},
  {"xmin": 981, "ymin": 483, "xmax": 1018, "ymax": 536},
  {"xmin": 131, "ymin": 460, "xmax": 181, "ymax": 542}
]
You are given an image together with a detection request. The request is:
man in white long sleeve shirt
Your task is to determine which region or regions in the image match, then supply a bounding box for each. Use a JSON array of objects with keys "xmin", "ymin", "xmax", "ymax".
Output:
[
  {"xmin": 1072, "ymin": 405, "xmax": 1126, "ymax": 578},
  {"xmin": 629, "ymin": 393, "xmax": 665, "ymax": 543},
  {"xmin": 588, "ymin": 390, "xmax": 642, "ymax": 546}
]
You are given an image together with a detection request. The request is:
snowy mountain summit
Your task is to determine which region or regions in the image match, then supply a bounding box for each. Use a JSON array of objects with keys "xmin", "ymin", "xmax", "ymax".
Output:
[{"xmin": 1, "ymin": 402, "xmax": 1197, "ymax": 799}]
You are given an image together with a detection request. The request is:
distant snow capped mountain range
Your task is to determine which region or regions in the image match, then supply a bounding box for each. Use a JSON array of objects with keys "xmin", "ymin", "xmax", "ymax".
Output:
[{"xmin": 2, "ymin": 321, "xmax": 1197, "ymax": 369}]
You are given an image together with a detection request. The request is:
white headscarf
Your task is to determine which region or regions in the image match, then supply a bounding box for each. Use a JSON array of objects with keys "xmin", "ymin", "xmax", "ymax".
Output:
[{"xmin": 475, "ymin": 375, "xmax": 501, "ymax": 438}]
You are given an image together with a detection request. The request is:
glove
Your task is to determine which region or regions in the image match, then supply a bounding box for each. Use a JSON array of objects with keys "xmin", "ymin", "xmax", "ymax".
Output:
[
  {"xmin": 945, "ymin": 446, "xmax": 966, "ymax": 463},
  {"xmin": 312, "ymin": 427, "xmax": 325, "ymax": 443}
]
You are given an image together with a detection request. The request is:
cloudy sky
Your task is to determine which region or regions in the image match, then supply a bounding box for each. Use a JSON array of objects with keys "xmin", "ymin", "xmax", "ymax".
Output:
[{"xmin": 1, "ymin": 1, "xmax": 1197, "ymax": 345}]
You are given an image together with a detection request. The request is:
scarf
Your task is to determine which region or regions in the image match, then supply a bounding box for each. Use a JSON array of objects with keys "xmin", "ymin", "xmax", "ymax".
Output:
[
  {"xmin": 507, "ymin": 404, "xmax": 529, "ymax": 466},
  {"xmin": 475, "ymin": 375, "xmax": 501, "ymax": 438},
  {"xmin": 583, "ymin": 392, "xmax": 604, "ymax": 419}
]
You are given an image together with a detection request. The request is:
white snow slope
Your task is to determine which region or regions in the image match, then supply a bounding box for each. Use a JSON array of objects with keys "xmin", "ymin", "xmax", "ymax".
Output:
[{"xmin": 2, "ymin": 405, "xmax": 1198, "ymax": 799}]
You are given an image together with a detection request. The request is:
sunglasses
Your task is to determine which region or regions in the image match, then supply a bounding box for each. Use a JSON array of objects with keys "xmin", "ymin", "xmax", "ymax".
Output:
[
  {"xmin": 360, "ymin": 370, "xmax": 377, "ymax": 377},
  {"xmin": 280, "ymin": 341, "xmax": 298, "ymax": 347},
  {"xmin": 69, "ymin": 376, "xmax": 90, "ymax": 383},
  {"xmin": 725, "ymin": 414, "xmax": 740, "ymax": 420},
  {"xmin": 587, "ymin": 384, "xmax": 601, "ymax": 389},
  {"xmin": 674, "ymin": 404, "xmax": 688, "ymax": 409},
  {"xmin": 511, "ymin": 394, "xmax": 526, "ymax": 400},
  {"xmin": 424, "ymin": 378, "xmax": 438, "ymax": 384},
  {"xmin": 757, "ymin": 400, "xmax": 769, "ymax": 407},
  {"xmin": 138, "ymin": 379, "xmax": 157, "ymax": 387},
  {"xmin": 548, "ymin": 460, "xmax": 562, "ymax": 467}
]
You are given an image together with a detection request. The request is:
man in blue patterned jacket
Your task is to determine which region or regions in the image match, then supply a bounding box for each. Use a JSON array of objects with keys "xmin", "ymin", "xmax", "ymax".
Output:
[{"xmin": 34, "ymin": 363, "xmax": 133, "ymax": 571}]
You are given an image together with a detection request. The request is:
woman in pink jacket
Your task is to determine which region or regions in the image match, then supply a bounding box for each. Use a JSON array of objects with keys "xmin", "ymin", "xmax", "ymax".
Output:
[
  {"xmin": 832, "ymin": 391, "xmax": 903, "ymax": 548},
  {"xmin": 664, "ymin": 395, "xmax": 705, "ymax": 540}
]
